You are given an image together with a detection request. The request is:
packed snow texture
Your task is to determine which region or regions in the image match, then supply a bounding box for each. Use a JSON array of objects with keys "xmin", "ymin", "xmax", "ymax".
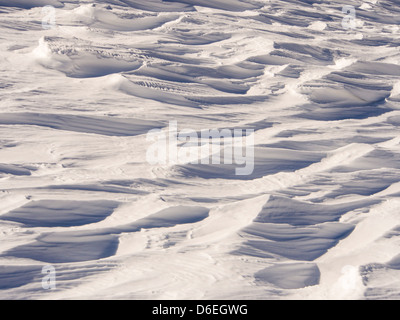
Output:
[{"xmin": 1, "ymin": 0, "xmax": 400, "ymax": 300}]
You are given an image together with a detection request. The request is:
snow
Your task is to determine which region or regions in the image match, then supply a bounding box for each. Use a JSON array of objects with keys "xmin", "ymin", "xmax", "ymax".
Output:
[{"xmin": 1, "ymin": 0, "xmax": 400, "ymax": 300}]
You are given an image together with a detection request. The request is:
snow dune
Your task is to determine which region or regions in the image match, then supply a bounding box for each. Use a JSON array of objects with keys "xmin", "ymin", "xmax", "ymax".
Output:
[{"xmin": 1, "ymin": 0, "xmax": 400, "ymax": 300}]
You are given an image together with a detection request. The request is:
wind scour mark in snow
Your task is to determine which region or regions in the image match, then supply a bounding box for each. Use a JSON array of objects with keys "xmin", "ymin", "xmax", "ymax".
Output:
[
  {"xmin": 0, "ymin": 113, "xmax": 164, "ymax": 137},
  {"xmin": 255, "ymin": 263, "xmax": 321, "ymax": 290},
  {"xmin": 0, "ymin": 200, "xmax": 120, "ymax": 228},
  {"xmin": 2, "ymin": 206, "xmax": 209, "ymax": 263}
]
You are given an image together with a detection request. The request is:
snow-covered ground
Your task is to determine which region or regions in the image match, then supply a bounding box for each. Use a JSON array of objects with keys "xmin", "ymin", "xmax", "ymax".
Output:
[{"xmin": 1, "ymin": 0, "xmax": 400, "ymax": 300}]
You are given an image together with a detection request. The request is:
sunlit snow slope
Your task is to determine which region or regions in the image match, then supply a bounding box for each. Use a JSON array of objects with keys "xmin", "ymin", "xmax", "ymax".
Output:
[{"xmin": 1, "ymin": 0, "xmax": 400, "ymax": 300}]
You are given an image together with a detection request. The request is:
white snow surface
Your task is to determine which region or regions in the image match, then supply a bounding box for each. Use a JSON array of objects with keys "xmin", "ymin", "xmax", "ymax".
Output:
[{"xmin": 1, "ymin": 0, "xmax": 400, "ymax": 300}]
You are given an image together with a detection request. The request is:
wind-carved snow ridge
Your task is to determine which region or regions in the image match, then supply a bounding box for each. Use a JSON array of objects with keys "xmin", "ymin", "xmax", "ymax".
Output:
[{"xmin": 0, "ymin": 0, "xmax": 400, "ymax": 300}]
